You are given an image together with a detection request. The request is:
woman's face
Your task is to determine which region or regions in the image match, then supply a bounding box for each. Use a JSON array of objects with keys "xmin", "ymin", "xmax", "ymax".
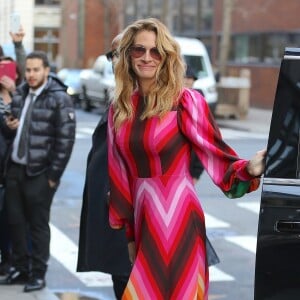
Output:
[{"xmin": 130, "ymin": 30, "xmax": 161, "ymax": 85}]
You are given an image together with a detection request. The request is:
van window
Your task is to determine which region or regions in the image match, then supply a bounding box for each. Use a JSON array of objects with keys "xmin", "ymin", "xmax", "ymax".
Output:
[
  {"xmin": 183, "ymin": 55, "xmax": 208, "ymax": 79},
  {"xmin": 94, "ymin": 58, "xmax": 105, "ymax": 74}
]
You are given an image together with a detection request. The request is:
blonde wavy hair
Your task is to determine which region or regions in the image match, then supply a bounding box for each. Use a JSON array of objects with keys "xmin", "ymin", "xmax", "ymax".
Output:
[{"xmin": 113, "ymin": 18, "xmax": 185, "ymax": 129}]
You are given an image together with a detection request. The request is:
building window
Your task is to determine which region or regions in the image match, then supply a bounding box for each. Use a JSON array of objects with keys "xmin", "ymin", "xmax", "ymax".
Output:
[
  {"xmin": 34, "ymin": 28, "xmax": 59, "ymax": 69},
  {"xmin": 35, "ymin": 0, "xmax": 60, "ymax": 5},
  {"xmin": 230, "ymin": 33, "xmax": 300, "ymax": 65}
]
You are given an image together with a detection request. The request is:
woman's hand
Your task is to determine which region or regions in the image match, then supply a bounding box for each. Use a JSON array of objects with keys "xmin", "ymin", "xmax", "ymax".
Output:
[
  {"xmin": 48, "ymin": 179, "xmax": 57, "ymax": 189},
  {"xmin": 128, "ymin": 241, "xmax": 136, "ymax": 265},
  {"xmin": 247, "ymin": 149, "xmax": 267, "ymax": 177},
  {"xmin": 0, "ymin": 75, "xmax": 16, "ymax": 92},
  {"xmin": 5, "ymin": 115, "xmax": 19, "ymax": 130}
]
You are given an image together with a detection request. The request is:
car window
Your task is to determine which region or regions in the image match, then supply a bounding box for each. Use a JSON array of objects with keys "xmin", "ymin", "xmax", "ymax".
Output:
[
  {"xmin": 94, "ymin": 56, "xmax": 113, "ymax": 76},
  {"xmin": 182, "ymin": 55, "xmax": 208, "ymax": 79},
  {"xmin": 264, "ymin": 56, "xmax": 300, "ymax": 179}
]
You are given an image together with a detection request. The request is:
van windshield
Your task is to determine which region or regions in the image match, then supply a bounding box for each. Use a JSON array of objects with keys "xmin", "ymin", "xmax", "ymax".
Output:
[{"xmin": 183, "ymin": 55, "xmax": 208, "ymax": 79}]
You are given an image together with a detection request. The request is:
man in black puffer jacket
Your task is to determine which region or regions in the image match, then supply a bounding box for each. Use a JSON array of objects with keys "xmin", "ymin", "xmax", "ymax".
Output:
[{"xmin": 0, "ymin": 51, "xmax": 76, "ymax": 293}]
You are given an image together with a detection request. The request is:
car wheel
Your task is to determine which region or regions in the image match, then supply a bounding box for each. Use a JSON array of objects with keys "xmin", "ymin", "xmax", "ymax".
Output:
[
  {"xmin": 80, "ymin": 86, "xmax": 91, "ymax": 112},
  {"xmin": 104, "ymin": 89, "xmax": 110, "ymax": 104}
]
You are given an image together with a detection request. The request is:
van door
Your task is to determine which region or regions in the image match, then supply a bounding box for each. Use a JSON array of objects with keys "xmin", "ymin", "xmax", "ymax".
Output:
[{"xmin": 254, "ymin": 48, "xmax": 300, "ymax": 299}]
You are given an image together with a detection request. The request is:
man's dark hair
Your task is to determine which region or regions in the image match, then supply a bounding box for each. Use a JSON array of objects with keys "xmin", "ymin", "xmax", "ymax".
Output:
[
  {"xmin": 26, "ymin": 50, "xmax": 50, "ymax": 68},
  {"xmin": 0, "ymin": 45, "xmax": 4, "ymax": 57}
]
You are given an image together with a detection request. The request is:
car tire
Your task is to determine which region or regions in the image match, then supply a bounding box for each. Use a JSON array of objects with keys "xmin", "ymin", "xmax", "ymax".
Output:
[{"xmin": 80, "ymin": 86, "xmax": 92, "ymax": 112}]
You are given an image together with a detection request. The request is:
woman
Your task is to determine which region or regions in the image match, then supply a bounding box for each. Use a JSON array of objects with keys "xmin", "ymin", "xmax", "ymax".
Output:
[
  {"xmin": 108, "ymin": 18, "xmax": 265, "ymax": 299},
  {"xmin": 0, "ymin": 28, "xmax": 26, "ymax": 276},
  {"xmin": 0, "ymin": 55, "xmax": 18, "ymax": 275}
]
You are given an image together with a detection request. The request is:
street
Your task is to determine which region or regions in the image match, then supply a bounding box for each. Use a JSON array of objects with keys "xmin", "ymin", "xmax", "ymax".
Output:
[{"xmin": 46, "ymin": 108, "xmax": 268, "ymax": 300}]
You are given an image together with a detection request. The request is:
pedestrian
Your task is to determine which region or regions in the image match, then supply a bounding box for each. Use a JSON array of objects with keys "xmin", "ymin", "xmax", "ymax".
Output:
[
  {"xmin": 107, "ymin": 18, "xmax": 266, "ymax": 299},
  {"xmin": 184, "ymin": 64, "xmax": 220, "ymax": 267},
  {"xmin": 77, "ymin": 33, "xmax": 132, "ymax": 300},
  {"xmin": 0, "ymin": 52, "xmax": 25, "ymax": 275},
  {"xmin": 0, "ymin": 55, "xmax": 18, "ymax": 276},
  {"xmin": 0, "ymin": 50, "xmax": 76, "ymax": 292},
  {"xmin": 0, "ymin": 27, "xmax": 26, "ymax": 276},
  {"xmin": 0, "ymin": 27, "xmax": 26, "ymax": 83}
]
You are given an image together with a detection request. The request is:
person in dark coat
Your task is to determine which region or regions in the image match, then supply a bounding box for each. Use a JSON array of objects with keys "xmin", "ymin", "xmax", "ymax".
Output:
[
  {"xmin": 77, "ymin": 34, "xmax": 132, "ymax": 300},
  {"xmin": 0, "ymin": 110, "xmax": 11, "ymax": 276},
  {"xmin": 77, "ymin": 110, "xmax": 132, "ymax": 299},
  {"xmin": 185, "ymin": 64, "xmax": 220, "ymax": 267},
  {"xmin": 0, "ymin": 51, "xmax": 76, "ymax": 293}
]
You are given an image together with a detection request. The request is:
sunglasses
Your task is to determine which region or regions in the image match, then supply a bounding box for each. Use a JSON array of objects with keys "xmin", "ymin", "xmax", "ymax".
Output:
[
  {"xmin": 106, "ymin": 49, "xmax": 119, "ymax": 61},
  {"xmin": 129, "ymin": 45, "xmax": 162, "ymax": 60}
]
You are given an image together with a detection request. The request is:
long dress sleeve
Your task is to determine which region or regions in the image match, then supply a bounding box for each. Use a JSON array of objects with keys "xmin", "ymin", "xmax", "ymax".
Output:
[
  {"xmin": 107, "ymin": 106, "xmax": 135, "ymax": 241},
  {"xmin": 178, "ymin": 88, "xmax": 260, "ymax": 197}
]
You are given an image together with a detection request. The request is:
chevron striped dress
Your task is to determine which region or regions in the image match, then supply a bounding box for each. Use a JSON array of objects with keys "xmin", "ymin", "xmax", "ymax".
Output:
[{"xmin": 108, "ymin": 88, "xmax": 259, "ymax": 300}]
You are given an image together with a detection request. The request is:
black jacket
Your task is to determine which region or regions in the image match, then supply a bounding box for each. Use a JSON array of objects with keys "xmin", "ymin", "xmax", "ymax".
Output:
[
  {"xmin": 190, "ymin": 150, "xmax": 204, "ymax": 179},
  {"xmin": 77, "ymin": 109, "xmax": 132, "ymax": 276},
  {"xmin": 6, "ymin": 74, "xmax": 76, "ymax": 182},
  {"xmin": 0, "ymin": 112, "xmax": 9, "ymax": 183}
]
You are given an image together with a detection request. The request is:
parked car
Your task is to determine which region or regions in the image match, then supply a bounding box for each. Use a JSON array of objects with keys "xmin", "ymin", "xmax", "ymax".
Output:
[
  {"xmin": 175, "ymin": 36, "xmax": 218, "ymax": 113},
  {"xmin": 57, "ymin": 68, "xmax": 82, "ymax": 105},
  {"xmin": 254, "ymin": 47, "xmax": 300, "ymax": 299},
  {"xmin": 79, "ymin": 55, "xmax": 115, "ymax": 111}
]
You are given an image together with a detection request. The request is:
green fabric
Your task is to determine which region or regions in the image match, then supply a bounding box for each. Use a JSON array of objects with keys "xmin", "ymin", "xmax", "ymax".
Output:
[{"xmin": 224, "ymin": 181, "xmax": 251, "ymax": 199}]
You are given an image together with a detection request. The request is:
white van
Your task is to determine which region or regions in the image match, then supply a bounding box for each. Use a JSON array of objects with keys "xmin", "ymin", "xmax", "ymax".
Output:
[{"xmin": 175, "ymin": 37, "xmax": 218, "ymax": 113}]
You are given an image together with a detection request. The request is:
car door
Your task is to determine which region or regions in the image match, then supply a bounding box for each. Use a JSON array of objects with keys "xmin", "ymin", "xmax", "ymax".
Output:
[{"xmin": 255, "ymin": 48, "xmax": 300, "ymax": 300}]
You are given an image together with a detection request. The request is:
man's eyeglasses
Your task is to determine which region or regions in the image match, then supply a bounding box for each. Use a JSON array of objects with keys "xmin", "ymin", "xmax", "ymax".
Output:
[
  {"xmin": 129, "ymin": 45, "xmax": 162, "ymax": 60},
  {"xmin": 106, "ymin": 49, "xmax": 119, "ymax": 61}
]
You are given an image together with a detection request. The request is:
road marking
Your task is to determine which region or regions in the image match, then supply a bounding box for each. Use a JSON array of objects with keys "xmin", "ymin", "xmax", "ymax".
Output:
[
  {"xmin": 205, "ymin": 213, "xmax": 230, "ymax": 228},
  {"xmin": 237, "ymin": 202, "xmax": 260, "ymax": 214},
  {"xmin": 75, "ymin": 126, "xmax": 267, "ymax": 140},
  {"xmin": 225, "ymin": 235, "xmax": 257, "ymax": 254},
  {"xmin": 50, "ymin": 200, "xmax": 260, "ymax": 286},
  {"xmin": 220, "ymin": 128, "xmax": 267, "ymax": 140},
  {"xmin": 78, "ymin": 127, "xmax": 95, "ymax": 134},
  {"xmin": 50, "ymin": 224, "xmax": 113, "ymax": 287},
  {"xmin": 50, "ymin": 222, "xmax": 235, "ymax": 285},
  {"xmin": 76, "ymin": 127, "xmax": 95, "ymax": 139},
  {"xmin": 209, "ymin": 266, "xmax": 234, "ymax": 281},
  {"xmin": 76, "ymin": 133, "xmax": 89, "ymax": 139}
]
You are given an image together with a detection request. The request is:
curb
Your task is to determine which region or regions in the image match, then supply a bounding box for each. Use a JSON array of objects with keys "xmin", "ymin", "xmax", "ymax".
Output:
[{"xmin": 216, "ymin": 108, "xmax": 272, "ymax": 134}]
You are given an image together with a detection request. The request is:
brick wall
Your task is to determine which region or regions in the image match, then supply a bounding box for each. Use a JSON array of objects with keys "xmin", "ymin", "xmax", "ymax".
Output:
[
  {"xmin": 212, "ymin": 0, "xmax": 299, "ymax": 109},
  {"xmin": 214, "ymin": 0, "xmax": 300, "ymax": 32},
  {"xmin": 60, "ymin": 0, "xmax": 123, "ymax": 69},
  {"xmin": 227, "ymin": 65, "xmax": 280, "ymax": 109}
]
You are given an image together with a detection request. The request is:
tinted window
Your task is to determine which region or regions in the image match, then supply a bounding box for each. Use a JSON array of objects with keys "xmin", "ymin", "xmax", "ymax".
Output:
[{"xmin": 264, "ymin": 57, "xmax": 300, "ymax": 179}]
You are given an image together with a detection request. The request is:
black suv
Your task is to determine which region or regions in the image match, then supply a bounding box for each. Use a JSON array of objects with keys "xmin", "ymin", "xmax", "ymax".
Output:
[{"xmin": 255, "ymin": 48, "xmax": 300, "ymax": 299}]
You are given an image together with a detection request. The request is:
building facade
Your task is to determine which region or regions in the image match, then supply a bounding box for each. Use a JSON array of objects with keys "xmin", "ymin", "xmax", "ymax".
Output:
[
  {"xmin": 0, "ymin": 0, "xmax": 61, "ymax": 69},
  {"xmin": 0, "ymin": 0, "xmax": 35, "ymax": 55},
  {"xmin": 59, "ymin": 0, "xmax": 123, "ymax": 69},
  {"xmin": 212, "ymin": 0, "xmax": 300, "ymax": 108},
  {"xmin": 1, "ymin": 0, "xmax": 299, "ymax": 109}
]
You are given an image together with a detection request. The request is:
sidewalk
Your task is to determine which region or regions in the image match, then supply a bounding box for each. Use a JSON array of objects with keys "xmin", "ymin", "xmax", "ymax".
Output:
[
  {"xmin": 0, "ymin": 108, "xmax": 273, "ymax": 300},
  {"xmin": 216, "ymin": 107, "xmax": 272, "ymax": 134},
  {"xmin": 0, "ymin": 284, "xmax": 59, "ymax": 300}
]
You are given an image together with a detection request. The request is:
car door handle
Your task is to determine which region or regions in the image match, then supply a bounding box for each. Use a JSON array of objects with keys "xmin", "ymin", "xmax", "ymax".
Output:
[{"xmin": 275, "ymin": 220, "xmax": 300, "ymax": 233}]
